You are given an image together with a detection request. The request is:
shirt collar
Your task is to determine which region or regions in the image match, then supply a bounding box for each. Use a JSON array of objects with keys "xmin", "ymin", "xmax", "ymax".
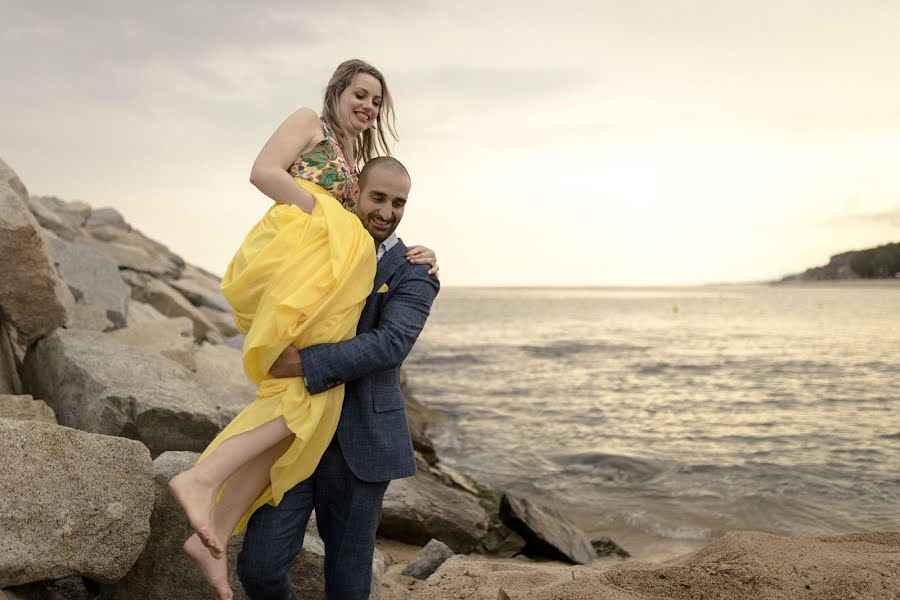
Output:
[{"xmin": 376, "ymin": 232, "xmax": 399, "ymax": 262}]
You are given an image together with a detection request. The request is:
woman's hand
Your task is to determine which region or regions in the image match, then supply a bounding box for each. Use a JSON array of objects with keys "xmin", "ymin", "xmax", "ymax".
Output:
[{"xmin": 405, "ymin": 245, "xmax": 439, "ymax": 276}]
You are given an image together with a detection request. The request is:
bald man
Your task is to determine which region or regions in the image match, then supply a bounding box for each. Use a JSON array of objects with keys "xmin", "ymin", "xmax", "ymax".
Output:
[{"xmin": 236, "ymin": 157, "xmax": 440, "ymax": 600}]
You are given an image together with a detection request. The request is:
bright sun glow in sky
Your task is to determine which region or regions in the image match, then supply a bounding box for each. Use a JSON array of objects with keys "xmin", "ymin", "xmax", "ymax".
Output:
[{"xmin": 3, "ymin": 1, "xmax": 899, "ymax": 285}]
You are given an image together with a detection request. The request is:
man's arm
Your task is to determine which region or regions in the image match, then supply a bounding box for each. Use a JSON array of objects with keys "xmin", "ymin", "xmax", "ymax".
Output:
[{"xmin": 299, "ymin": 270, "xmax": 439, "ymax": 394}]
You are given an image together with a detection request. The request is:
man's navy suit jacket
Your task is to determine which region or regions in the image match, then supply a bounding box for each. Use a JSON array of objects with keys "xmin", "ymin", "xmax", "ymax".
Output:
[{"xmin": 300, "ymin": 239, "xmax": 440, "ymax": 482}]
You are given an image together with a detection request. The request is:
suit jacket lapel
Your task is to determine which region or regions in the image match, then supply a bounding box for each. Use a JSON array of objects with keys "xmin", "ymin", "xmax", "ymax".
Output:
[{"xmin": 372, "ymin": 239, "xmax": 408, "ymax": 295}]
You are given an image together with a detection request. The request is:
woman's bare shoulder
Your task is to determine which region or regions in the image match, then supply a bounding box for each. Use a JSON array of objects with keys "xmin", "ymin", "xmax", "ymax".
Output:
[{"xmin": 285, "ymin": 107, "xmax": 322, "ymax": 129}]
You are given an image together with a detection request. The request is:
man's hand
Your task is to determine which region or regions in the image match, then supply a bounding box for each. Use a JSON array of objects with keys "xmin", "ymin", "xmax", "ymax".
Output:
[{"xmin": 269, "ymin": 346, "xmax": 304, "ymax": 378}]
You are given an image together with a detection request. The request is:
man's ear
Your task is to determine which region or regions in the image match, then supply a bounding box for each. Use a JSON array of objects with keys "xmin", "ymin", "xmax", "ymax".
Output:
[{"xmin": 350, "ymin": 181, "xmax": 360, "ymax": 202}]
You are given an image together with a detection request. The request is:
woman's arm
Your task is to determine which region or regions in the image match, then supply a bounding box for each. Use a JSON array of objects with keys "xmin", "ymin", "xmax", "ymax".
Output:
[{"xmin": 249, "ymin": 107, "xmax": 322, "ymax": 213}]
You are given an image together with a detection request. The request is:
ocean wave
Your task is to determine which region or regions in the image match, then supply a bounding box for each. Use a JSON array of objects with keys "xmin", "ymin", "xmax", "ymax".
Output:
[
  {"xmin": 552, "ymin": 451, "xmax": 661, "ymax": 483},
  {"xmin": 520, "ymin": 340, "xmax": 648, "ymax": 359},
  {"xmin": 624, "ymin": 510, "xmax": 712, "ymax": 540},
  {"xmin": 412, "ymin": 352, "xmax": 484, "ymax": 366},
  {"xmin": 634, "ymin": 361, "xmax": 723, "ymax": 375}
]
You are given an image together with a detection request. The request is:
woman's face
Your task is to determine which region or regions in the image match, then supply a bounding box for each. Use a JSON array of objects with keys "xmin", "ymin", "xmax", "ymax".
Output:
[{"xmin": 338, "ymin": 73, "xmax": 382, "ymax": 136}]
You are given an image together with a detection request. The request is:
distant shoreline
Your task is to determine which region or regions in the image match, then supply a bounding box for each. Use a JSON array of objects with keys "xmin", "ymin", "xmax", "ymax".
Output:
[{"xmin": 772, "ymin": 278, "xmax": 900, "ymax": 288}]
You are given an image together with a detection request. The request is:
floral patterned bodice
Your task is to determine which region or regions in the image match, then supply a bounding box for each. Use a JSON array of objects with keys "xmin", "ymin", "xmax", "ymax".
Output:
[{"xmin": 289, "ymin": 119, "xmax": 358, "ymax": 212}]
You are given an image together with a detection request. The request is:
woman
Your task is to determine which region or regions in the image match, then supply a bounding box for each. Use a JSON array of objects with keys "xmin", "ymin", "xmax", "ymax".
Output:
[{"xmin": 168, "ymin": 59, "xmax": 437, "ymax": 600}]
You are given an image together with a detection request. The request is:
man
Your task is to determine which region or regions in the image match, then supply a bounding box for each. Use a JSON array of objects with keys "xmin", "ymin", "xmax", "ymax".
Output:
[{"xmin": 235, "ymin": 156, "xmax": 440, "ymax": 600}]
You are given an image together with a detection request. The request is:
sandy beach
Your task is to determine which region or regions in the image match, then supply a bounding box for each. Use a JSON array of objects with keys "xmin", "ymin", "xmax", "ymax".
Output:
[{"xmin": 378, "ymin": 530, "xmax": 900, "ymax": 599}]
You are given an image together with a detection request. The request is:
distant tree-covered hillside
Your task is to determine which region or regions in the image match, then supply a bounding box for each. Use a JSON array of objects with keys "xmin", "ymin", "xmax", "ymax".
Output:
[{"xmin": 780, "ymin": 242, "xmax": 900, "ymax": 281}]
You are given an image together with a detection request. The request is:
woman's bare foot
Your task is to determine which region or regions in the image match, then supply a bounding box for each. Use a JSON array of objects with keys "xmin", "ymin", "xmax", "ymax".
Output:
[
  {"xmin": 169, "ymin": 469, "xmax": 224, "ymax": 558},
  {"xmin": 184, "ymin": 534, "xmax": 233, "ymax": 600}
]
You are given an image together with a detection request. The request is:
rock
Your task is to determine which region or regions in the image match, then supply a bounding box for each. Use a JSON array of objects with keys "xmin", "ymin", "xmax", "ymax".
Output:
[
  {"xmin": 44, "ymin": 236, "xmax": 129, "ymax": 330},
  {"xmin": 190, "ymin": 343, "xmax": 255, "ymax": 422},
  {"xmin": 80, "ymin": 238, "xmax": 172, "ymax": 279},
  {"xmin": 89, "ymin": 225, "xmax": 183, "ymax": 267},
  {"xmin": 84, "ymin": 208, "xmax": 127, "ymax": 230},
  {"xmin": 0, "ymin": 158, "xmax": 74, "ymax": 344},
  {"xmin": 22, "ymin": 329, "xmax": 224, "ymax": 456},
  {"xmin": 128, "ymin": 278, "xmax": 218, "ymax": 342},
  {"xmin": 106, "ymin": 317, "xmax": 196, "ymax": 371},
  {"xmin": 431, "ymin": 463, "xmax": 480, "ymax": 495},
  {"xmin": 499, "ymin": 494, "xmax": 595, "ymax": 565},
  {"xmin": 168, "ymin": 275, "xmax": 230, "ymax": 314},
  {"xmin": 116, "ymin": 269, "xmax": 147, "ymax": 290},
  {"xmin": 198, "ymin": 306, "xmax": 239, "ymax": 338},
  {"xmin": 124, "ymin": 300, "xmax": 166, "ymax": 327},
  {"xmin": 401, "ymin": 539, "xmax": 454, "ymax": 580},
  {"xmin": 85, "ymin": 226, "xmax": 183, "ymax": 278},
  {"xmin": 26, "ymin": 198, "xmax": 80, "ymax": 241},
  {"xmin": 0, "ymin": 394, "xmax": 56, "ymax": 423},
  {"xmin": 0, "ymin": 321, "xmax": 23, "ymax": 394},
  {"xmin": 0, "ymin": 419, "xmax": 153, "ymax": 587},
  {"xmin": 479, "ymin": 524, "xmax": 527, "ymax": 558},
  {"xmin": 591, "ymin": 537, "xmax": 630, "ymax": 558},
  {"xmin": 401, "ymin": 374, "xmax": 442, "ymax": 466},
  {"xmin": 3, "ymin": 576, "xmax": 97, "ymax": 600},
  {"xmin": 28, "ymin": 197, "xmax": 89, "ymax": 229},
  {"xmin": 379, "ymin": 470, "xmax": 488, "ymax": 553},
  {"xmin": 66, "ymin": 304, "xmax": 115, "ymax": 332},
  {"xmin": 224, "ymin": 334, "xmax": 245, "ymax": 350},
  {"xmin": 99, "ymin": 451, "xmax": 384, "ymax": 600},
  {"xmin": 0, "ymin": 582, "xmax": 63, "ymax": 599}
]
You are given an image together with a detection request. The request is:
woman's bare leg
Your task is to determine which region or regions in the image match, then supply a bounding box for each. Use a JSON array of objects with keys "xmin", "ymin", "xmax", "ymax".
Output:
[
  {"xmin": 169, "ymin": 415, "xmax": 293, "ymax": 557},
  {"xmin": 182, "ymin": 434, "xmax": 295, "ymax": 600}
]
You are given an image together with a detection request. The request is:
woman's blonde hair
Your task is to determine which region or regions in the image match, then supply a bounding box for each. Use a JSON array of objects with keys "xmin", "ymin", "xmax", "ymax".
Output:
[{"xmin": 321, "ymin": 59, "xmax": 397, "ymax": 166}]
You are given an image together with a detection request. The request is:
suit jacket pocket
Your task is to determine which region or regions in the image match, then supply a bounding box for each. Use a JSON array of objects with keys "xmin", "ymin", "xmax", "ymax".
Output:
[
  {"xmin": 371, "ymin": 370, "xmax": 404, "ymax": 412},
  {"xmin": 372, "ymin": 391, "xmax": 405, "ymax": 412}
]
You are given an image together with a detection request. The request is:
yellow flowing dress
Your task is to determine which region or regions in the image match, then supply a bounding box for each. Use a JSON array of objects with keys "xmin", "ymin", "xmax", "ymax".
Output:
[{"xmin": 195, "ymin": 174, "xmax": 375, "ymax": 536}]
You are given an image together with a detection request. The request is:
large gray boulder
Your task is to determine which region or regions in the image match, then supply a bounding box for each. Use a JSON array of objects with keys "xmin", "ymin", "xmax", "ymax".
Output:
[
  {"xmin": 100, "ymin": 451, "xmax": 384, "ymax": 600},
  {"xmin": 66, "ymin": 304, "xmax": 115, "ymax": 333},
  {"xmin": 127, "ymin": 278, "xmax": 218, "ymax": 342},
  {"xmin": 106, "ymin": 317, "xmax": 196, "ymax": 371},
  {"xmin": 22, "ymin": 329, "xmax": 225, "ymax": 456},
  {"xmin": 0, "ymin": 159, "xmax": 73, "ymax": 344},
  {"xmin": 191, "ymin": 343, "xmax": 255, "ymax": 422},
  {"xmin": 168, "ymin": 271, "xmax": 230, "ymax": 314},
  {"xmin": 85, "ymin": 225, "xmax": 183, "ymax": 278},
  {"xmin": 44, "ymin": 236, "xmax": 129, "ymax": 330},
  {"xmin": 379, "ymin": 470, "xmax": 489, "ymax": 553},
  {"xmin": 84, "ymin": 208, "xmax": 127, "ymax": 230},
  {"xmin": 499, "ymin": 494, "xmax": 596, "ymax": 565},
  {"xmin": 26, "ymin": 197, "xmax": 80, "ymax": 241},
  {"xmin": 0, "ymin": 419, "xmax": 153, "ymax": 588},
  {"xmin": 124, "ymin": 300, "xmax": 166, "ymax": 327},
  {"xmin": 198, "ymin": 306, "xmax": 240, "ymax": 338},
  {"xmin": 29, "ymin": 195, "xmax": 91, "ymax": 229}
]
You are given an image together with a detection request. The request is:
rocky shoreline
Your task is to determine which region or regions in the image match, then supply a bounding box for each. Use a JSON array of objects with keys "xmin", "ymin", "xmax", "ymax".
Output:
[{"xmin": 2, "ymin": 156, "xmax": 899, "ymax": 599}]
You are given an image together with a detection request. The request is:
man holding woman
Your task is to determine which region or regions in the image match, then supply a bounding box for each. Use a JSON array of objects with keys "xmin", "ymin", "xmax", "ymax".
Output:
[{"xmin": 169, "ymin": 59, "xmax": 440, "ymax": 599}]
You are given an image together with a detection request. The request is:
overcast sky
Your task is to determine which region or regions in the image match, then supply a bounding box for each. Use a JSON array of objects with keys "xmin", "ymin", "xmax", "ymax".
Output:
[{"xmin": 3, "ymin": 0, "xmax": 899, "ymax": 285}]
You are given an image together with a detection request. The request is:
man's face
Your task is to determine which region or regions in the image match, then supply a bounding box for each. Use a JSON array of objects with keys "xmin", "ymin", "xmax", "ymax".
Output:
[{"xmin": 352, "ymin": 167, "xmax": 410, "ymax": 245}]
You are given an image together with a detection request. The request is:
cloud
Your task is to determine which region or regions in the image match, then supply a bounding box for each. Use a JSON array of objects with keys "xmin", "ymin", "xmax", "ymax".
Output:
[{"xmin": 825, "ymin": 203, "xmax": 900, "ymax": 227}]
